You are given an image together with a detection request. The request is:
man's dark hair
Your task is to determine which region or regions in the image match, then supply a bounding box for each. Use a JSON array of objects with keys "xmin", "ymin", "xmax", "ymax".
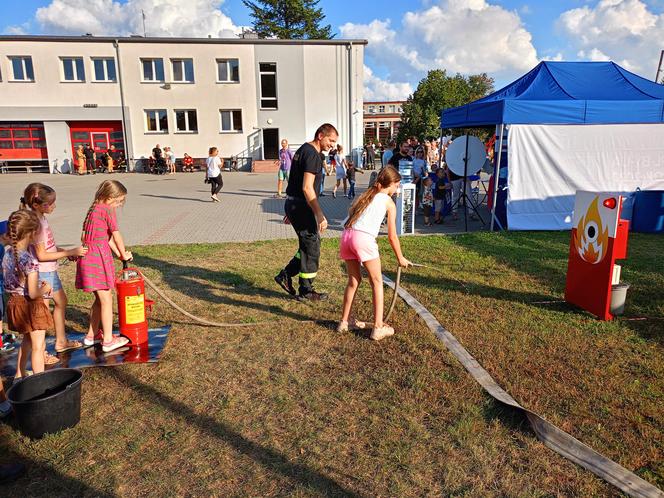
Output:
[{"xmin": 314, "ymin": 123, "xmax": 338, "ymax": 140}]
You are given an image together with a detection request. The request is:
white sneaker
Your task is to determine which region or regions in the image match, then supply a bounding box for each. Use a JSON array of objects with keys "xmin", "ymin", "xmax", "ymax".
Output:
[{"xmin": 370, "ymin": 324, "xmax": 395, "ymax": 341}]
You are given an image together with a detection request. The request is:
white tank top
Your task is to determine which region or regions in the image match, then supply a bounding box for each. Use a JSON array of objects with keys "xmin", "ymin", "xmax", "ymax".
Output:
[{"xmin": 351, "ymin": 192, "xmax": 390, "ymax": 238}]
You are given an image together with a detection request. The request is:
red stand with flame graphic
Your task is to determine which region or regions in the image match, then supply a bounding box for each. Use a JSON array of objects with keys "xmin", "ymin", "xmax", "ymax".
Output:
[{"xmin": 565, "ymin": 191, "xmax": 630, "ymax": 320}]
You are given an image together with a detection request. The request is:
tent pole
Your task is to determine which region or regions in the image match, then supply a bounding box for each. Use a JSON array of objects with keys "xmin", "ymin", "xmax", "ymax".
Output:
[
  {"xmin": 437, "ymin": 125, "xmax": 444, "ymax": 169},
  {"xmin": 490, "ymin": 124, "xmax": 505, "ymax": 231}
]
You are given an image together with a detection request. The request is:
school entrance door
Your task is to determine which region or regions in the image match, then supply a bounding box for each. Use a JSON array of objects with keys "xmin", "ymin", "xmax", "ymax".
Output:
[{"xmin": 263, "ymin": 128, "xmax": 279, "ymax": 160}]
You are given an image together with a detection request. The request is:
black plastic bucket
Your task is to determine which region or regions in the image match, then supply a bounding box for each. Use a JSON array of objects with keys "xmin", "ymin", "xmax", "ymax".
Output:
[{"xmin": 7, "ymin": 368, "xmax": 83, "ymax": 439}]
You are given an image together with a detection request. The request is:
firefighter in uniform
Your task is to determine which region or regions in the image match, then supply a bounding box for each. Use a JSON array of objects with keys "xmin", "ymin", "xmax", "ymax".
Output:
[{"xmin": 275, "ymin": 123, "xmax": 338, "ymax": 301}]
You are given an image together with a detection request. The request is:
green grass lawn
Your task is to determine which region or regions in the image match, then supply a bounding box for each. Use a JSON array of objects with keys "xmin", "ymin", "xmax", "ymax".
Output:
[{"xmin": 1, "ymin": 232, "xmax": 662, "ymax": 497}]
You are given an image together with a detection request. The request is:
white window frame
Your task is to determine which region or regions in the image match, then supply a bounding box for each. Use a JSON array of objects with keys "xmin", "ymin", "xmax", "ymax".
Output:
[
  {"xmin": 174, "ymin": 109, "xmax": 198, "ymax": 133},
  {"xmin": 92, "ymin": 57, "xmax": 116, "ymax": 82},
  {"xmin": 60, "ymin": 56, "xmax": 85, "ymax": 82},
  {"xmin": 259, "ymin": 62, "xmax": 278, "ymax": 110},
  {"xmin": 216, "ymin": 59, "xmax": 240, "ymax": 83},
  {"xmin": 9, "ymin": 56, "xmax": 34, "ymax": 82},
  {"xmin": 171, "ymin": 58, "xmax": 194, "ymax": 83},
  {"xmin": 140, "ymin": 58, "xmax": 165, "ymax": 82},
  {"xmin": 144, "ymin": 109, "xmax": 168, "ymax": 134},
  {"xmin": 378, "ymin": 105, "xmax": 385, "ymax": 113},
  {"xmin": 368, "ymin": 105, "xmax": 375, "ymax": 113},
  {"xmin": 219, "ymin": 109, "xmax": 243, "ymax": 133}
]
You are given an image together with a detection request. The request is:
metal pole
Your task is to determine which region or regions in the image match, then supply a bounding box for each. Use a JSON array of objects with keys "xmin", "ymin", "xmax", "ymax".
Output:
[
  {"xmin": 437, "ymin": 126, "xmax": 444, "ymax": 169},
  {"xmin": 490, "ymin": 124, "xmax": 505, "ymax": 231},
  {"xmin": 114, "ymin": 40, "xmax": 131, "ymax": 171},
  {"xmin": 462, "ymin": 128, "xmax": 470, "ymax": 233},
  {"xmin": 656, "ymin": 50, "xmax": 664, "ymax": 83},
  {"xmin": 347, "ymin": 42, "xmax": 353, "ymax": 155}
]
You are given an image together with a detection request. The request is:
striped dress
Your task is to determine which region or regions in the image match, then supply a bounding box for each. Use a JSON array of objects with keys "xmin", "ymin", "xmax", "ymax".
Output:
[{"xmin": 75, "ymin": 203, "xmax": 118, "ymax": 292}]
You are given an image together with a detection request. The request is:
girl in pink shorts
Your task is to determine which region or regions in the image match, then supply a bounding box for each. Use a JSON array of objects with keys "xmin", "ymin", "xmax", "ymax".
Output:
[{"xmin": 338, "ymin": 167, "xmax": 412, "ymax": 340}]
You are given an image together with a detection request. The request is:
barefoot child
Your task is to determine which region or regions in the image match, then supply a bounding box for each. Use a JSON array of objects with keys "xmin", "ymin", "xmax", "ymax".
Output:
[
  {"xmin": 338, "ymin": 167, "xmax": 412, "ymax": 341},
  {"xmin": 21, "ymin": 184, "xmax": 88, "ymax": 357},
  {"xmin": 2, "ymin": 210, "xmax": 54, "ymax": 376},
  {"xmin": 76, "ymin": 180, "xmax": 132, "ymax": 352}
]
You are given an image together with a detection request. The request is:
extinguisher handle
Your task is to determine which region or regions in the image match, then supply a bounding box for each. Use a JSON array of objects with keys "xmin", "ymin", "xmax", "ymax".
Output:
[{"xmin": 122, "ymin": 259, "xmax": 129, "ymax": 270}]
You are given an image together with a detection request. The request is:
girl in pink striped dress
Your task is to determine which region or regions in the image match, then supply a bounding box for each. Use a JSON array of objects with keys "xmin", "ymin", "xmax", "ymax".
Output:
[{"xmin": 76, "ymin": 180, "xmax": 133, "ymax": 353}]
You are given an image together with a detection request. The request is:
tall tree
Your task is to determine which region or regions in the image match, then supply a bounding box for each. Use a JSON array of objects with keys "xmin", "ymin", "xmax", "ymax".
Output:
[
  {"xmin": 398, "ymin": 70, "xmax": 494, "ymax": 142},
  {"xmin": 243, "ymin": 0, "xmax": 334, "ymax": 39}
]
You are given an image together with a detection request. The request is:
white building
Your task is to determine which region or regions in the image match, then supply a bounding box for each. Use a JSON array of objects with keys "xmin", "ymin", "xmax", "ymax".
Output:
[{"xmin": 0, "ymin": 35, "xmax": 366, "ymax": 172}]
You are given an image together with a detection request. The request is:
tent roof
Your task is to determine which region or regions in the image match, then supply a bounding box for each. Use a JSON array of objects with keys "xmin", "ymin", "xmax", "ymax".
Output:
[{"xmin": 441, "ymin": 61, "xmax": 664, "ymax": 127}]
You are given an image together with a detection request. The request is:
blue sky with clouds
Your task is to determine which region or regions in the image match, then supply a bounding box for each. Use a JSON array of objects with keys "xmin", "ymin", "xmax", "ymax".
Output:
[{"xmin": 2, "ymin": 0, "xmax": 663, "ymax": 99}]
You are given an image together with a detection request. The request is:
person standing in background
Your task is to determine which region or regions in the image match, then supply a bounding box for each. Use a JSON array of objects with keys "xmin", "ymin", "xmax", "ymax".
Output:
[
  {"xmin": 205, "ymin": 147, "xmax": 223, "ymax": 202},
  {"xmin": 275, "ymin": 139, "xmax": 294, "ymax": 198},
  {"xmin": 76, "ymin": 145, "xmax": 86, "ymax": 175},
  {"xmin": 83, "ymin": 144, "xmax": 96, "ymax": 175}
]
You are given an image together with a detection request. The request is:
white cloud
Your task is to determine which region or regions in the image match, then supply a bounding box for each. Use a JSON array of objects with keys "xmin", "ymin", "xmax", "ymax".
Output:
[
  {"xmin": 35, "ymin": 0, "xmax": 241, "ymax": 38},
  {"xmin": 558, "ymin": 0, "xmax": 664, "ymax": 74},
  {"xmin": 3, "ymin": 25, "xmax": 28, "ymax": 35},
  {"xmin": 363, "ymin": 65, "xmax": 413, "ymax": 101},
  {"xmin": 341, "ymin": 0, "xmax": 539, "ymax": 85}
]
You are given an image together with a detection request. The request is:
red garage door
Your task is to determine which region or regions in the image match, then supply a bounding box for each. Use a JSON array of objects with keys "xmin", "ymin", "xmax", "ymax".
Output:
[
  {"xmin": 69, "ymin": 121, "xmax": 124, "ymax": 159},
  {"xmin": 0, "ymin": 122, "xmax": 48, "ymax": 161}
]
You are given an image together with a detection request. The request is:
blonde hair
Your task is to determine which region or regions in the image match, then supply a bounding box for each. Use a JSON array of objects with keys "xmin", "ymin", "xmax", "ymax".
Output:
[
  {"xmin": 7, "ymin": 209, "xmax": 41, "ymax": 280},
  {"xmin": 82, "ymin": 180, "xmax": 127, "ymax": 235},
  {"xmin": 19, "ymin": 183, "xmax": 56, "ymax": 210},
  {"xmin": 345, "ymin": 166, "xmax": 401, "ymax": 229}
]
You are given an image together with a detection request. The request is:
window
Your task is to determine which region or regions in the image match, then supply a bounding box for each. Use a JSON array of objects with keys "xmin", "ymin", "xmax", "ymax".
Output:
[
  {"xmin": 259, "ymin": 62, "xmax": 277, "ymax": 109},
  {"xmin": 217, "ymin": 59, "xmax": 239, "ymax": 82},
  {"xmin": 171, "ymin": 59, "xmax": 194, "ymax": 82},
  {"xmin": 145, "ymin": 109, "xmax": 168, "ymax": 133},
  {"xmin": 378, "ymin": 105, "xmax": 385, "ymax": 113},
  {"xmin": 9, "ymin": 56, "xmax": 34, "ymax": 81},
  {"xmin": 141, "ymin": 58, "xmax": 165, "ymax": 82},
  {"xmin": 61, "ymin": 57, "xmax": 85, "ymax": 82},
  {"xmin": 389, "ymin": 105, "xmax": 395, "ymax": 113},
  {"xmin": 380, "ymin": 122, "xmax": 391, "ymax": 128},
  {"xmin": 397, "ymin": 106, "xmax": 402, "ymax": 113},
  {"xmin": 219, "ymin": 110, "xmax": 242, "ymax": 132},
  {"xmin": 174, "ymin": 110, "xmax": 198, "ymax": 132},
  {"xmin": 92, "ymin": 58, "xmax": 116, "ymax": 82},
  {"xmin": 368, "ymin": 106, "xmax": 375, "ymax": 113}
]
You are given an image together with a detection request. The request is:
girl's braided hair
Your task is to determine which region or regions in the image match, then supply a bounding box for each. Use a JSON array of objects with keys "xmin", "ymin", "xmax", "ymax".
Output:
[
  {"xmin": 7, "ymin": 209, "xmax": 41, "ymax": 280},
  {"xmin": 82, "ymin": 180, "xmax": 127, "ymax": 236},
  {"xmin": 19, "ymin": 183, "xmax": 56, "ymax": 210}
]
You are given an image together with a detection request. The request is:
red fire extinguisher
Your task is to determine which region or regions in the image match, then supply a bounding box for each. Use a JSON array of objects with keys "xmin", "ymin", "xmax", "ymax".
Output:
[{"xmin": 116, "ymin": 261, "xmax": 153, "ymax": 345}]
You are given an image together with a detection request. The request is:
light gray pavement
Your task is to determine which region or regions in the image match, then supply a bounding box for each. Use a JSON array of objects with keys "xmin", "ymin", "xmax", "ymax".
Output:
[{"xmin": 0, "ymin": 171, "xmax": 487, "ymax": 246}]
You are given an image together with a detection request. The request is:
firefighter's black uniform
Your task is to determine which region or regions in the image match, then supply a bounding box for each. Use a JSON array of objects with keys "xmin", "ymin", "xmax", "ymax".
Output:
[{"xmin": 281, "ymin": 142, "xmax": 325, "ymax": 296}]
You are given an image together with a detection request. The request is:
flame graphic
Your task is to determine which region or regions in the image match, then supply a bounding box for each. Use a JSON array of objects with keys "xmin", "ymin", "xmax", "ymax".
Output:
[{"xmin": 574, "ymin": 197, "xmax": 609, "ymax": 264}]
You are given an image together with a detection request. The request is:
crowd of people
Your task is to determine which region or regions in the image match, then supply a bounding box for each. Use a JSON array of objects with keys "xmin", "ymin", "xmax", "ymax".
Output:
[
  {"xmin": 74, "ymin": 144, "xmax": 125, "ymax": 175},
  {"xmin": 0, "ymin": 180, "xmax": 132, "ymax": 422}
]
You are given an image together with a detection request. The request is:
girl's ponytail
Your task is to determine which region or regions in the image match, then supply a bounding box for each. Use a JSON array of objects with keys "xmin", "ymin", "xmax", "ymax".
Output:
[{"xmin": 20, "ymin": 183, "xmax": 56, "ymax": 210}]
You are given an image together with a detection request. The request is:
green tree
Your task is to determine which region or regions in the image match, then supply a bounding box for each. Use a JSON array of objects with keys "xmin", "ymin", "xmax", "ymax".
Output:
[
  {"xmin": 398, "ymin": 70, "xmax": 494, "ymax": 142},
  {"xmin": 243, "ymin": 0, "xmax": 333, "ymax": 39}
]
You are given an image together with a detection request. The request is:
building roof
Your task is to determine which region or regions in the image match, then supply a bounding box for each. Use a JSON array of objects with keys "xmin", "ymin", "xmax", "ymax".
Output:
[
  {"xmin": 0, "ymin": 35, "xmax": 367, "ymax": 46},
  {"xmin": 441, "ymin": 61, "xmax": 664, "ymax": 127}
]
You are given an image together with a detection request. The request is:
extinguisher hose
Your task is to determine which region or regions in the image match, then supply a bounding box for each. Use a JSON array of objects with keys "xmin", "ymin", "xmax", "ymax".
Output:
[{"xmin": 138, "ymin": 265, "xmax": 406, "ymax": 329}]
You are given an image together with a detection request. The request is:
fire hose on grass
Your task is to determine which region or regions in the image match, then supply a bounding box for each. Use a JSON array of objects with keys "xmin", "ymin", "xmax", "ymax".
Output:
[{"xmin": 136, "ymin": 261, "xmax": 661, "ymax": 497}]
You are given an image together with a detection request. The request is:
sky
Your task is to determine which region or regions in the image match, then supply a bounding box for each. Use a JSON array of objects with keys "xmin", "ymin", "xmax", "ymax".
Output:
[{"xmin": 2, "ymin": 0, "xmax": 664, "ymax": 100}]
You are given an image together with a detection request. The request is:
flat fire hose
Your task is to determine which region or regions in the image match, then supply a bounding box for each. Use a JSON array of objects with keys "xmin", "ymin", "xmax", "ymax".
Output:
[
  {"xmin": 382, "ymin": 269, "xmax": 663, "ymax": 498},
  {"xmin": 142, "ymin": 264, "xmax": 661, "ymax": 497}
]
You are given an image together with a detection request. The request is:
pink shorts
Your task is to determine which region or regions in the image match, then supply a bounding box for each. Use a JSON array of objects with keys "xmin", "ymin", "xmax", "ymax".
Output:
[{"xmin": 339, "ymin": 228, "xmax": 380, "ymax": 262}]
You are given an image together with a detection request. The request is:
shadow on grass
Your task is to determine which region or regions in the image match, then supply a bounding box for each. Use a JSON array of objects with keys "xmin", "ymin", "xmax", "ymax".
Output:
[
  {"xmin": 106, "ymin": 368, "xmax": 361, "ymax": 497},
  {"xmin": 0, "ymin": 447, "xmax": 114, "ymax": 497},
  {"xmin": 132, "ymin": 254, "xmax": 312, "ymax": 322}
]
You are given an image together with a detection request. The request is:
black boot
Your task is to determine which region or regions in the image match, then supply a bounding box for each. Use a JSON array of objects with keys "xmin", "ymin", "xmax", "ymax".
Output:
[{"xmin": 274, "ymin": 270, "xmax": 296, "ymax": 296}]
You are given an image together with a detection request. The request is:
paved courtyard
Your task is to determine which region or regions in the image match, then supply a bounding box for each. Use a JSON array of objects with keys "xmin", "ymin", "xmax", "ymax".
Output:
[{"xmin": 0, "ymin": 171, "xmax": 487, "ymax": 247}]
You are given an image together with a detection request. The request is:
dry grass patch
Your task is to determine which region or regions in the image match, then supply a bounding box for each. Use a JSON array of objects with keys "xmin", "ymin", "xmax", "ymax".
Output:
[{"xmin": 1, "ymin": 233, "xmax": 661, "ymax": 497}]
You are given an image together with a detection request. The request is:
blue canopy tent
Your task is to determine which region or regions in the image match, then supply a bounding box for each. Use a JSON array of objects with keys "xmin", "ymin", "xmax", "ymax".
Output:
[{"xmin": 440, "ymin": 61, "xmax": 664, "ymax": 229}]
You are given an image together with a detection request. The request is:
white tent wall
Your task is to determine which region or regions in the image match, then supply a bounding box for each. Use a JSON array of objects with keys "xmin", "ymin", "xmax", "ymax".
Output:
[{"xmin": 507, "ymin": 124, "xmax": 664, "ymax": 230}]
